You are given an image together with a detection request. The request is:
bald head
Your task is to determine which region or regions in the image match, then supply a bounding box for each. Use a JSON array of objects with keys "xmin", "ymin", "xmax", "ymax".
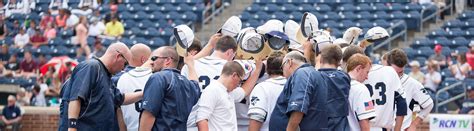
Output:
[
  {"xmin": 130, "ymin": 44, "xmax": 151, "ymax": 67},
  {"xmin": 104, "ymin": 42, "xmax": 132, "ymax": 60},
  {"xmin": 158, "ymin": 46, "xmax": 179, "ymax": 67},
  {"xmin": 101, "ymin": 42, "xmax": 131, "ymax": 74}
]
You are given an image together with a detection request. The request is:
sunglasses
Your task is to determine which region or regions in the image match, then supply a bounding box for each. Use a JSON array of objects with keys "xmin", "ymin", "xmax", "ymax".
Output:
[
  {"xmin": 116, "ymin": 50, "xmax": 129, "ymax": 67},
  {"xmin": 150, "ymin": 56, "xmax": 172, "ymax": 61},
  {"xmin": 281, "ymin": 59, "xmax": 290, "ymax": 69}
]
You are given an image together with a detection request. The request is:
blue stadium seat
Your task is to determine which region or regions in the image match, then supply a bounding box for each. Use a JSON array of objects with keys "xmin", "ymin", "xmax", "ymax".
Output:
[
  {"xmin": 129, "ymin": 3, "xmax": 143, "ymax": 12},
  {"xmin": 358, "ymin": 11, "xmax": 374, "ymax": 20},
  {"xmin": 414, "ymin": 57, "xmax": 427, "ymax": 67},
  {"xmin": 374, "ymin": 11, "xmax": 390, "ymax": 20},
  {"xmin": 130, "ymin": 27, "xmax": 141, "ymax": 37},
  {"xmin": 123, "ymin": 20, "xmax": 136, "ymax": 30},
  {"xmin": 134, "ymin": 11, "xmax": 148, "ymax": 21},
  {"xmin": 289, "ymin": 11, "xmax": 303, "ymax": 20},
  {"xmin": 357, "ymin": 20, "xmax": 373, "ymax": 29},
  {"xmin": 246, "ymin": 4, "xmax": 261, "ymax": 13},
  {"xmin": 374, "ymin": 20, "xmax": 390, "ymax": 28},
  {"xmin": 391, "ymin": 11, "xmax": 406, "ymax": 19},
  {"xmin": 144, "ymin": 4, "xmax": 159, "ymax": 13},
  {"xmin": 415, "ymin": 46, "xmax": 434, "ymax": 58},
  {"xmin": 165, "ymin": 11, "xmax": 181, "ymax": 20},
  {"xmin": 300, "ymin": 4, "xmax": 315, "ymax": 12},
  {"xmin": 119, "ymin": 11, "xmax": 134, "ymax": 20},
  {"xmin": 445, "ymin": 19, "xmax": 464, "ymax": 28},
  {"xmin": 138, "ymin": 20, "xmax": 153, "ymax": 29},
  {"xmin": 102, "ymin": 39, "xmax": 114, "ymax": 46},
  {"xmin": 324, "ymin": 12, "xmax": 340, "ymax": 21},
  {"xmin": 443, "ymin": 77, "xmax": 464, "ymax": 96},
  {"xmin": 27, "ymin": 12, "xmax": 40, "ymax": 20},
  {"xmin": 407, "ymin": 11, "xmax": 421, "ymax": 19},
  {"xmin": 412, "ymin": 38, "xmax": 431, "ymax": 48},
  {"xmin": 150, "ymin": 11, "xmax": 164, "ymax": 20},
  {"xmin": 117, "ymin": 4, "xmax": 128, "ymax": 12},
  {"xmin": 428, "ymin": 29, "xmax": 448, "ymax": 38},
  {"xmin": 315, "ymin": 4, "xmax": 331, "ymax": 12},
  {"xmin": 162, "ymin": 4, "xmax": 175, "ymax": 12},
  {"xmin": 452, "ymin": 37, "xmax": 469, "ymax": 48},
  {"xmin": 445, "ymin": 28, "xmax": 465, "ymax": 39},
  {"xmin": 177, "ymin": 3, "xmax": 191, "ymax": 12},
  {"xmin": 120, "ymin": 38, "xmax": 133, "ymax": 46},
  {"xmin": 124, "ymin": 0, "xmax": 138, "ymax": 4},
  {"xmin": 388, "ymin": 3, "xmax": 404, "ymax": 11},
  {"xmin": 146, "ymin": 28, "xmax": 160, "ymax": 38},
  {"xmin": 149, "ymin": 37, "xmax": 165, "ymax": 48},
  {"xmin": 264, "ymin": 4, "xmax": 279, "ymax": 13},
  {"xmin": 338, "ymin": 4, "xmax": 356, "ymax": 11},
  {"xmin": 245, "ymin": 19, "xmax": 260, "ymax": 28},
  {"xmin": 339, "ymin": 20, "xmax": 356, "ymax": 29},
  {"xmin": 254, "ymin": 12, "xmax": 270, "ymax": 21},
  {"xmin": 183, "ymin": 11, "xmax": 198, "ymax": 21},
  {"xmin": 356, "ymin": 3, "xmax": 373, "ymax": 11},
  {"xmin": 441, "ymin": 67, "xmax": 453, "ymax": 78},
  {"xmin": 433, "ymin": 37, "xmax": 450, "ymax": 47},
  {"xmin": 407, "ymin": 3, "xmax": 423, "ymax": 11},
  {"xmin": 240, "ymin": 12, "xmax": 251, "ymax": 21},
  {"xmin": 404, "ymin": 48, "xmax": 416, "ymax": 59},
  {"xmin": 270, "ymin": 11, "xmax": 288, "ymax": 21},
  {"xmin": 134, "ymin": 37, "xmax": 148, "ymax": 45},
  {"xmin": 441, "ymin": 46, "xmax": 452, "ymax": 57},
  {"xmin": 281, "ymin": 4, "xmax": 296, "ymax": 13},
  {"xmin": 52, "ymin": 46, "xmax": 68, "ymax": 56},
  {"xmin": 374, "ymin": 3, "xmax": 388, "ymax": 11},
  {"xmin": 455, "ymin": 46, "xmax": 469, "ymax": 54},
  {"xmin": 35, "ymin": 45, "xmax": 53, "ymax": 56},
  {"xmin": 342, "ymin": 11, "xmax": 357, "ymax": 20}
]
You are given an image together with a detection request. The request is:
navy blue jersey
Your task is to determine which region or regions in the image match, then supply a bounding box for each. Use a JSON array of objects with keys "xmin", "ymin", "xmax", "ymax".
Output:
[
  {"xmin": 318, "ymin": 68, "xmax": 350, "ymax": 131},
  {"xmin": 459, "ymin": 98, "xmax": 474, "ymax": 114},
  {"xmin": 269, "ymin": 64, "xmax": 329, "ymax": 131},
  {"xmin": 141, "ymin": 68, "xmax": 201, "ymax": 130},
  {"xmin": 111, "ymin": 66, "xmax": 135, "ymax": 86},
  {"xmin": 59, "ymin": 58, "xmax": 124, "ymax": 131},
  {"xmin": 2, "ymin": 105, "xmax": 21, "ymax": 120}
]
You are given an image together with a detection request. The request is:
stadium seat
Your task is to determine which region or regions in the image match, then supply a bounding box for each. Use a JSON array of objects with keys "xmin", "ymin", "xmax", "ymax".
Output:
[
  {"xmin": 134, "ymin": 11, "xmax": 148, "ymax": 21},
  {"xmin": 315, "ymin": 4, "xmax": 331, "ymax": 12},
  {"xmin": 129, "ymin": 3, "xmax": 143, "ymax": 12},
  {"xmin": 445, "ymin": 28, "xmax": 465, "ymax": 39},
  {"xmin": 404, "ymin": 48, "xmax": 416, "ymax": 59},
  {"xmin": 270, "ymin": 11, "xmax": 288, "ymax": 21},
  {"xmin": 281, "ymin": 4, "xmax": 296, "ymax": 13},
  {"xmin": 358, "ymin": 11, "xmax": 374, "ymax": 20},
  {"xmin": 455, "ymin": 46, "xmax": 469, "ymax": 54},
  {"xmin": 433, "ymin": 37, "xmax": 450, "ymax": 47},
  {"xmin": 407, "ymin": 3, "xmax": 423, "ymax": 11},
  {"xmin": 144, "ymin": 4, "xmax": 159, "ymax": 13},
  {"xmin": 264, "ymin": 4, "xmax": 279, "ymax": 13},
  {"xmin": 342, "ymin": 11, "xmax": 357, "ymax": 20},
  {"xmin": 356, "ymin": 3, "xmax": 373, "ymax": 11},
  {"xmin": 440, "ymin": 46, "xmax": 452, "ymax": 57},
  {"xmin": 443, "ymin": 77, "xmax": 464, "ymax": 96},
  {"xmin": 428, "ymin": 29, "xmax": 448, "ymax": 38},
  {"xmin": 246, "ymin": 4, "xmax": 261, "ymax": 13},
  {"xmin": 452, "ymin": 37, "xmax": 469, "ymax": 48},
  {"xmin": 374, "ymin": 11, "xmax": 390, "ymax": 20},
  {"xmin": 239, "ymin": 12, "xmax": 252, "ymax": 21},
  {"xmin": 289, "ymin": 11, "xmax": 303, "ymax": 20},
  {"xmin": 415, "ymin": 46, "xmax": 434, "ymax": 58},
  {"xmin": 440, "ymin": 68, "xmax": 453, "ymax": 78},
  {"xmin": 445, "ymin": 19, "xmax": 464, "ymax": 28}
]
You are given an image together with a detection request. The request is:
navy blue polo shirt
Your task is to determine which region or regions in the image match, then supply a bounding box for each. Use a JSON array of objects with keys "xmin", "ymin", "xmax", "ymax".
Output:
[
  {"xmin": 59, "ymin": 58, "xmax": 124, "ymax": 131},
  {"xmin": 141, "ymin": 68, "xmax": 201, "ymax": 131},
  {"xmin": 2, "ymin": 105, "xmax": 21, "ymax": 120},
  {"xmin": 111, "ymin": 66, "xmax": 135, "ymax": 86},
  {"xmin": 318, "ymin": 68, "xmax": 350, "ymax": 131},
  {"xmin": 269, "ymin": 64, "xmax": 329, "ymax": 131}
]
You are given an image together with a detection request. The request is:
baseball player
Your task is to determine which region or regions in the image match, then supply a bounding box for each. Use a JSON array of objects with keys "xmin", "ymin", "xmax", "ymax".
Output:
[
  {"xmin": 247, "ymin": 51, "xmax": 286, "ymax": 131},
  {"xmin": 383, "ymin": 49, "xmax": 433, "ymax": 130},
  {"xmin": 345, "ymin": 54, "xmax": 376, "ymax": 131}
]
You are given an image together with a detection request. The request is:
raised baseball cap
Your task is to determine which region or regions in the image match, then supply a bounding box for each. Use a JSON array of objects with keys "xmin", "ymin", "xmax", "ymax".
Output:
[
  {"xmin": 217, "ymin": 16, "xmax": 242, "ymax": 37},
  {"xmin": 343, "ymin": 27, "xmax": 363, "ymax": 45},
  {"xmin": 174, "ymin": 24, "xmax": 194, "ymax": 57}
]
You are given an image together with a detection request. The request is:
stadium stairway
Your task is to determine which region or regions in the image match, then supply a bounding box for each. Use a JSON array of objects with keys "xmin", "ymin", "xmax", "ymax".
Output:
[{"xmin": 195, "ymin": 0, "xmax": 253, "ymax": 41}]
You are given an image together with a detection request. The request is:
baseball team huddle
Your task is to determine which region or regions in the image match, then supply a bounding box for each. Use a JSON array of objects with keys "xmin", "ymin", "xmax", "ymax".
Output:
[{"xmin": 57, "ymin": 12, "xmax": 434, "ymax": 131}]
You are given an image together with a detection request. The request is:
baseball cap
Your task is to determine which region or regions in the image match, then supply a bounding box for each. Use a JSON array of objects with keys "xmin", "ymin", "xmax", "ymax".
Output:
[
  {"xmin": 311, "ymin": 30, "xmax": 333, "ymax": 53},
  {"xmin": 256, "ymin": 19, "xmax": 284, "ymax": 34},
  {"xmin": 434, "ymin": 44, "xmax": 442, "ymax": 52},
  {"xmin": 364, "ymin": 26, "xmax": 389, "ymax": 43},
  {"xmin": 174, "ymin": 24, "xmax": 194, "ymax": 57},
  {"xmin": 234, "ymin": 60, "xmax": 256, "ymax": 80},
  {"xmin": 265, "ymin": 31, "xmax": 290, "ymax": 52},
  {"xmin": 217, "ymin": 16, "xmax": 242, "ymax": 37},
  {"xmin": 333, "ymin": 38, "xmax": 349, "ymax": 45},
  {"xmin": 296, "ymin": 12, "xmax": 319, "ymax": 45},
  {"xmin": 343, "ymin": 27, "xmax": 363, "ymax": 45},
  {"xmin": 284, "ymin": 20, "xmax": 302, "ymax": 51},
  {"xmin": 409, "ymin": 60, "xmax": 420, "ymax": 67},
  {"xmin": 236, "ymin": 31, "xmax": 269, "ymax": 60}
]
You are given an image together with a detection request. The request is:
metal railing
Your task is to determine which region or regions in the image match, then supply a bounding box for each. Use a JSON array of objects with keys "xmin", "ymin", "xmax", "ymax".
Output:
[
  {"xmin": 435, "ymin": 81, "xmax": 465, "ymax": 113},
  {"xmin": 373, "ymin": 20, "xmax": 407, "ymax": 50},
  {"xmin": 201, "ymin": 1, "xmax": 226, "ymax": 30},
  {"xmin": 419, "ymin": 0, "xmax": 453, "ymax": 32}
]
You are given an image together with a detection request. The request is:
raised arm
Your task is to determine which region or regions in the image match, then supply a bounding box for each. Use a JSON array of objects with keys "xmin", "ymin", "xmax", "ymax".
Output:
[
  {"xmin": 193, "ymin": 33, "xmax": 221, "ymax": 60},
  {"xmin": 241, "ymin": 57, "xmax": 264, "ymax": 97}
]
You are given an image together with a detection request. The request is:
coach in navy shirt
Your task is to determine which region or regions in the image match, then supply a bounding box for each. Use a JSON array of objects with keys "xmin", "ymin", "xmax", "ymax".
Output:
[
  {"xmin": 317, "ymin": 45, "xmax": 350, "ymax": 130},
  {"xmin": 59, "ymin": 43, "xmax": 144, "ymax": 131},
  {"xmin": 139, "ymin": 46, "xmax": 201, "ymax": 130},
  {"xmin": 1, "ymin": 95, "xmax": 22, "ymax": 130},
  {"xmin": 270, "ymin": 51, "xmax": 329, "ymax": 131}
]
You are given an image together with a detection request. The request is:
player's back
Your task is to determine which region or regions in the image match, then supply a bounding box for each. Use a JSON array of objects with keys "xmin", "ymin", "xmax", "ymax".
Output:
[
  {"xmin": 364, "ymin": 64, "xmax": 402, "ymax": 129},
  {"xmin": 116, "ymin": 67, "xmax": 153, "ymax": 131},
  {"xmin": 399, "ymin": 74, "xmax": 432, "ymax": 130},
  {"xmin": 181, "ymin": 56, "xmax": 227, "ymax": 90}
]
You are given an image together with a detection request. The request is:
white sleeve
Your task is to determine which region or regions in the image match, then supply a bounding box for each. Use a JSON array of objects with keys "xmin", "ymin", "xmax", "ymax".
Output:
[
  {"xmin": 355, "ymin": 87, "xmax": 376, "ymax": 120},
  {"xmin": 230, "ymin": 87, "xmax": 245, "ymax": 102},
  {"xmin": 181, "ymin": 64, "xmax": 189, "ymax": 78},
  {"xmin": 195, "ymin": 88, "xmax": 218, "ymax": 122},
  {"xmin": 392, "ymin": 73, "xmax": 405, "ymax": 98},
  {"xmin": 247, "ymin": 84, "xmax": 268, "ymax": 123},
  {"xmin": 412, "ymin": 81, "xmax": 434, "ymax": 119}
]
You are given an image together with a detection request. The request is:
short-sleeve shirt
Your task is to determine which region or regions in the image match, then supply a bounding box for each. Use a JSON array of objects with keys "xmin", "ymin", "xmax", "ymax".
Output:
[
  {"xmin": 30, "ymin": 35, "xmax": 47, "ymax": 43},
  {"xmin": 193, "ymin": 80, "xmax": 245, "ymax": 131},
  {"xmin": 348, "ymin": 80, "xmax": 376, "ymax": 131},
  {"xmin": 400, "ymin": 74, "xmax": 433, "ymax": 130},
  {"xmin": 429, "ymin": 54, "xmax": 446, "ymax": 63},
  {"xmin": 20, "ymin": 59, "xmax": 37, "ymax": 72},
  {"xmin": 141, "ymin": 68, "xmax": 201, "ymax": 131},
  {"xmin": 318, "ymin": 68, "xmax": 350, "ymax": 130},
  {"xmin": 424, "ymin": 71, "xmax": 441, "ymax": 92},
  {"xmin": 269, "ymin": 64, "xmax": 329, "ymax": 131},
  {"xmin": 59, "ymin": 58, "xmax": 124, "ymax": 131},
  {"xmin": 2, "ymin": 105, "xmax": 21, "ymax": 120}
]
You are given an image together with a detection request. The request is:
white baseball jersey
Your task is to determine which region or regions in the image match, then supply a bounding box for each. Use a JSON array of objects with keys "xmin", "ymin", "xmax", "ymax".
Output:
[
  {"xmin": 116, "ymin": 67, "xmax": 153, "ymax": 131},
  {"xmin": 363, "ymin": 64, "xmax": 404, "ymax": 129},
  {"xmin": 348, "ymin": 80, "xmax": 376, "ymax": 131},
  {"xmin": 399, "ymin": 74, "xmax": 433, "ymax": 130},
  {"xmin": 247, "ymin": 76, "xmax": 286, "ymax": 131},
  {"xmin": 181, "ymin": 56, "xmax": 227, "ymax": 90}
]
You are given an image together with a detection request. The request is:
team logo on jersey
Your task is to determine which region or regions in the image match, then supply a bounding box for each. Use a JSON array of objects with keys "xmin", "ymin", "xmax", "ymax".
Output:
[
  {"xmin": 364, "ymin": 101, "xmax": 374, "ymax": 111},
  {"xmin": 420, "ymin": 88, "xmax": 429, "ymax": 94},
  {"xmin": 250, "ymin": 96, "xmax": 260, "ymax": 106}
]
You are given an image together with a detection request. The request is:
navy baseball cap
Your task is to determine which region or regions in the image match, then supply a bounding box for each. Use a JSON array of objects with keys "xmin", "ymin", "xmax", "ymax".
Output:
[{"xmin": 265, "ymin": 31, "xmax": 290, "ymax": 51}]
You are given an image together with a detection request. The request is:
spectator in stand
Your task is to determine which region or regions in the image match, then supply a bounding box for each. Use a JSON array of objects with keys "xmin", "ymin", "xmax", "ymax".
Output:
[
  {"xmin": 408, "ymin": 60, "xmax": 425, "ymax": 83},
  {"xmin": 466, "ymin": 42, "xmax": 474, "ymax": 69},
  {"xmin": 424, "ymin": 61, "xmax": 442, "ymax": 95},
  {"xmin": 14, "ymin": 28, "xmax": 29, "ymax": 48},
  {"xmin": 30, "ymin": 28, "xmax": 47, "ymax": 48},
  {"xmin": 15, "ymin": 88, "xmax": 30, "ymax": 106},
  {"xmin": 88, "ymin": 17, "xmax": 105, "ymax": 37},
  {"xmin": 449, "ymin": 53, "xmax": 472, "ymax": 80},
  {"xmin": 458, "ymin": 85, "xmax": 474, "ymax": 114},
  {"xmin": 0, "ymin": 95, "xmax": 22, "ymax": 131},
  {"xmin": 72, "ymin": 0, "xmax": 98, "ymax": 16},
  {"xmin": 37, "ymin": 54, "xmax": 47, "ymax": 67},
  {"xmin": 75, "ymin": 16, "xmax": 91, "ymax": 57},
  {"xmin": 8, "ymin": 20, "xmax": 20, "ymax": 37},
  {"xmin": 104, "ymin": 16, "xmax": 124, "ymax": 39},
  {"xmin": 104, "ymin": 4, "xmax": 120, "ymax": 24},
  {"xmin": 0, "ymin": 44, "xmax": 9, "ymax": 63},
  {"xmin": 55, "ymin": 9, "xmax": 67, "ymax": 28},
  {"xmin": 49, "ymin": 0, "xmax": 68, "ymax": 15},
  {"xmin": 39, "ymin": 11, "xmax": 54, "ymax": 30},
  {"xmin": 92, "ymin": 37, "xmax": 106, "ymax": 57},
  {"xmin": 5, "ymin": 0, "xmax": 29, "ymax": 17},
  {"xmin": 0, "ymin": 63, "xmax": 5, "ymax": 77},
  {"xmin": 0, "ymin": 16, "xmax": 8, "ymax": 40},
  {"xmin": 20, "ymin": 51, "xmax": 38, "ymax": 77},
  {"xmin": 429, "ymin": 44, "xmax": 447, "ymax": 68},
  {"xmin": 5, "ymin": 54, "xmax": 20, "ymax": 74},
  {"xmin": 31, "ymin": 84, "xmax": 47, "ymax": 106},
  {"xmin": 65, "ymin": 9, "xmax": 79, "ymax": 29},
  {"xmin": 26, "ymin": 20, "xmax": 37, "ymax": 36},
  {"xmin": 43, "ymin": 22, "xmax": 56, "ymax": 40}
]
